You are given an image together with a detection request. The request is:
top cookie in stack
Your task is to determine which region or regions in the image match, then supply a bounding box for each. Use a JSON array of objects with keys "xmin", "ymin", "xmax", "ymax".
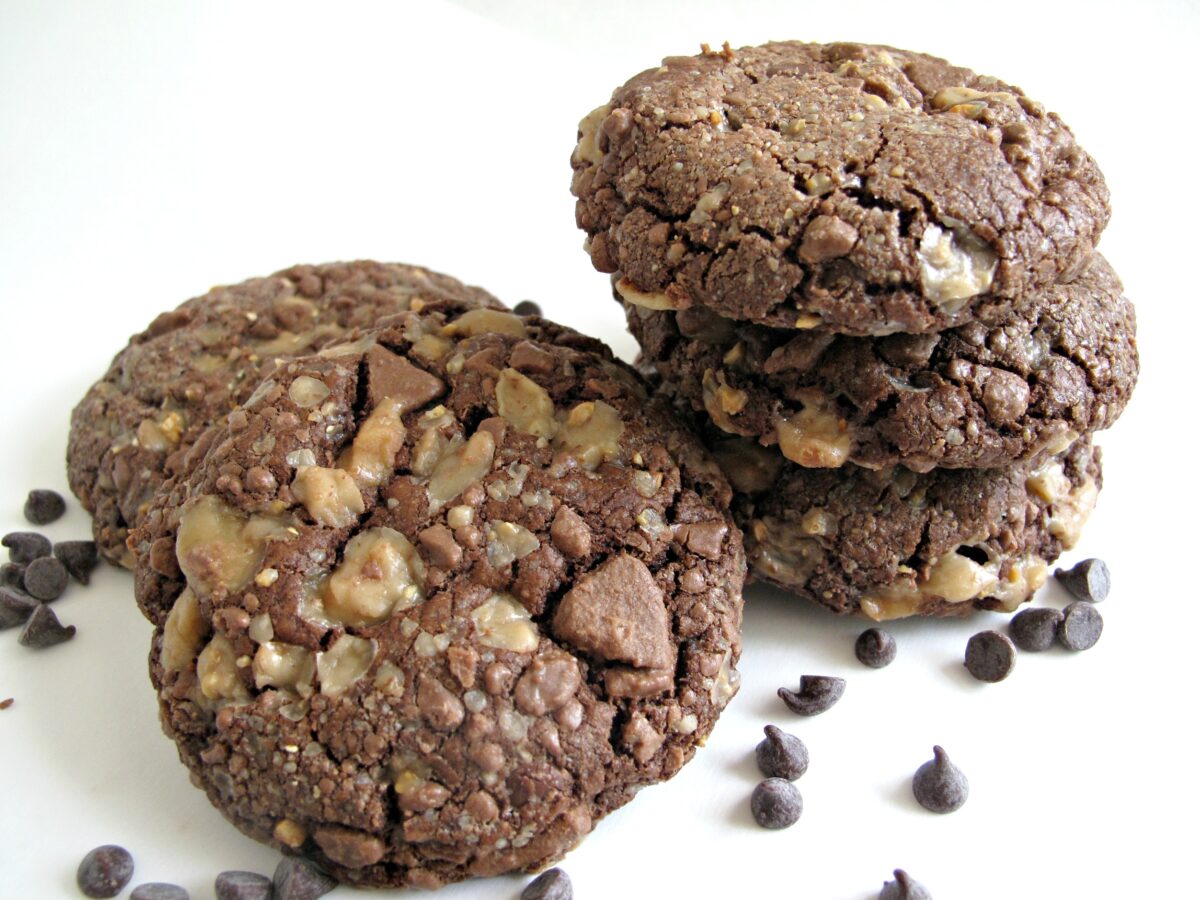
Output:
[{"xmin": 572, "ymin": 41, "xmax": 1139, "ymax": 619}]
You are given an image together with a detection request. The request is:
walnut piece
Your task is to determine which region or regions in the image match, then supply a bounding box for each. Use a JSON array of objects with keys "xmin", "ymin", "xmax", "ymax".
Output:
[
  {"xmin": 495, "ymin": 367, "xmax": 557, "ymax": 438},
  {"xmin": 317, "ymin": 634, "xmax": 378, "ymax": 697},
  {"xmin": 339, "ymin": 396, "xmax": 406, "ymax": 488},
  {"xmin": 470, "ymin": 593, "xmax": 540, "ymax": 653},
  {"xmin": 291, "ymin": 465, "xmax": 365, "ymax": 528},
  {"xmin": 160, "ymin": 587, "xmax": 207, "ymax": 673},
  {"xmin": 317, "ymin": 527, "xmax": 426, "ymax": 627},
  {"xmin": 176, "ymin": 495, "xmax": 297, "ymax": 598},
  {"xmin": 253, "ymin": 641, "xmax": 316, "ymax": 695},
  {"xmin": 554, "ymin": 400, "xmax": 624, "ymax": 471},
  {"xmin": 427, "ymin": 431, "xmax": 495, "ymax": 510}
]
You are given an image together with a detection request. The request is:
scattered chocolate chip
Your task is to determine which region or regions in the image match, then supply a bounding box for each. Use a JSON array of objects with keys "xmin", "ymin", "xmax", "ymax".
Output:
[
  {"xmin": 18, "ymin": 603, "xmax": 76, "ymax": 648},
  {"xmin": 778, "ymin": 675, "xmax": 845, "ymax": 715},
  {"xmin": 880, "ymin": 868, "xmax": 933, "ymax": 899},
  {"xmin": 0, "ymin": 586, "xmax": 37, "ymax": 629},
  {"xmin": 755, "ymin": 724, "xmax": 809, "ymax": 780},
  {"xmin": 22, "ymin": 556, "xmax": 69, "ymax": 601},
  {"xmin": 2, "ymin": 531, "xmax": 51, "ymax": 564},
  {"xmin": 1054, "ymin": 558, "xmax": 1110, "ymax": 602},
  {"xmin": 55, "ymin": 540, "xmax": 100, "ymax": 585},
  {"xmin": 0, "ymin": 562, "xmax": 24, "ymax": 588},
  {"xmin": 521, "ymin": 866, "xmax": 573, "ymax": 899},
  {"xmin": 1058, "ymin": 602, "xmax": 1103, "ymax": 651},
  {"xmin": 24, "ymin": 489, "xmax": 66, "ymax": 525},
  {"xmin": 513, "ymin": 300, "xmax": 543, "ymax": 317},
  {"xmin": 130, "ymin": 884, "xmax": 189, "ymax": 900},
  {"xmin": 215, "ymin": 871, "xmax": 273, "ymax": 900},
  {"xmin": 77, "ymin": 845, "xmax": 134, "ymax": 898},
  {"xmin": 0, "ymin": 698, "xmax": 13, "ymax": 710},
  {"xmin": 1008, "ymin": 607, "xmax": 1063, "ymax": 652},
  {"xmin": 750, "ymin": 778, "xmax": 803, "ymax": 829},
  {"xmin": 855, "ymin": 628, "xmax": 897, "ymax": 668},
  {"xmin": 912, "ymin": 746, "xmax": 968, "ymax": 813},
  {"xmin": 964, "ymin": 630, "xmax": 1016, "ymax": 683},
  {"xmin": 273, "ymin": 856, "xmax": 336, "ymax": 900}
]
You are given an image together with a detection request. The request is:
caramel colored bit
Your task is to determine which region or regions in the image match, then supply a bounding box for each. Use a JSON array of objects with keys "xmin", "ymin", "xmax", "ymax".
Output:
[
  {"xmin": 274, "ymin": 818, "xmax": 307, "ymax": 848},
  {"xmin": 339, "ymin": 396, "xmax": 406, "ymax": 488},
  {"xmin": 427, "ymin": 431, "xmax": 496, "ymax": 509},
  {"xmin": 442, "ymin": 308, "xmax": 528, "ymax": 339},
  {"xmin": 291, "ymin": 465, "xmax": 365, "ymax": 528},
  {"xmin": 314, "ymin": 826, "xmax": 385, "ymax": 869},
  {"xmin": 554, "ymin": 400, "xmax": 623, "ymax": 471},
  {"xmin": 495, "ymin": 367, "xmax": 557, "ymax": 438}
]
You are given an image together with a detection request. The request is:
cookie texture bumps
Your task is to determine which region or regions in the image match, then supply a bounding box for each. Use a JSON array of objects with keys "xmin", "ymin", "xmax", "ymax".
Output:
[
  {"xmin": 572, "ymin": 41, "xmax": 1109, "ymax": 334},
  {"xmin": 68, "ymin": 261, "xmax": 502, "ymax": 567},
  {"xmin": 132, "ymin": 304, "xmax": 745, "ymax": 888}
]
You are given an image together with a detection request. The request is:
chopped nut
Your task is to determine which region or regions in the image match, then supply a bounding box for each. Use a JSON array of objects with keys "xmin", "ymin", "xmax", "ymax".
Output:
[
  {"xmin": 614, "ymin": 277, "xmax": 685, "ymax": 311},
  {"xmin": 573, "ymin": 102, "xmax": 611, "ymax": 165},
  {"xmin": 917, "ymin": 222, "xmax": 998, "ymax": 312},
  {"xmin": 291, "ymin": 465, "xmax": 365, "ymax": 528},
  {"xmin": 554, "ymin": 400, "xmax": 624, "ymax": 471},
  {"xmin": 470, "ymin": 593, "xmax": 539, "ymax": 653},
  {"xmin": 486, "ymin": 521, "xmax": 540, "ymax": 568},
  {"xmin": 427, "ymin": 431, "xmax": 496, "ymax": 510},
  {"xmin": 175, "ymin": 495, "xmax": 296, "ymax": 598},
  {"xmin": 288, "ymin": 375, "xmax": 331, "ymax": 409},
  {"xmin": 495, "ymin": 368, "xmax": 558, "ymax": 438},
  {"xmin": 196, "ymin": 635, "xmax": 250, "ymax": 705},
  {"xmin": 775, "ymin": 396, "xmax": 851, "ymax": 468},
  {"xmin": 318, "ymin": 527, "xmax": 426, "ymax": 627},
  {"xmin": 317, "ymin": 634, "xmax": 377, "ymax": 696},
  {"xmin": 442, "ymin": 308, "xmax": 528, "ymax": 339},
  {"xmin": 253, "ymin": 641, "xmax": 316, "ymax": 695},
  {"xmin": 701, "ymin": 369, "xmax": 749, "ymax": 433},
  {"xmin": 160, "ymin": 588, "xmax": 207, "ymax": 673},
  {"xmin": 339, "ymin": 396, "xmax": 406, "ymax": 488}
]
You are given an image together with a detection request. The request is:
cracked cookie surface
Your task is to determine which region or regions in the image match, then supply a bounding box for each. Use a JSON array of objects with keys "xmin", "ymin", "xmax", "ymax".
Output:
[
  {"xmin": 572, "ymin": 41, "xmax": 1109, "ymax": 334},
  {"xmin": 132, "ymin": 304, "xmax": 744, "ymax": 888},
  {"xmin": 68, "ymin": 261, "xmax": 501, "ymax": 568}
]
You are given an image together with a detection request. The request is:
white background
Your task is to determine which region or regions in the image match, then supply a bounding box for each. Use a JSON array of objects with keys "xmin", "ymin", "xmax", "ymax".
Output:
[{"xmin": 1, "ymin": 1, "xmax": 1195, "ymax": 897}]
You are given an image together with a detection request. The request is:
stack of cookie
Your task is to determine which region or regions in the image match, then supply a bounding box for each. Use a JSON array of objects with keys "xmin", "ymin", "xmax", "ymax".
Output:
[{"xmin": 572, "ymin": 40, "xmax": 1139, "ymax": 619}]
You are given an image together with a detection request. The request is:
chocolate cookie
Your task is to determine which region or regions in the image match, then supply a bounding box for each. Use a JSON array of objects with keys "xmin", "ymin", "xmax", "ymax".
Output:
[
  {"xmin": 712, "ymin": 432, "xmax": 1099, "ymax": 618},
  {"xmin": 572, "ymin": 41, "xmax": 1109, "ymax": 334},
  {"xmin": 627, "ymin": 253, "xmax": 1137, "ymax": 472},
  {"xmin": 68, "ymin": 261, "xmax": 501, "ymax": 567},
  {"xmin": 132, "ymin": 305, "xmax": 744, "ymax": 888}
]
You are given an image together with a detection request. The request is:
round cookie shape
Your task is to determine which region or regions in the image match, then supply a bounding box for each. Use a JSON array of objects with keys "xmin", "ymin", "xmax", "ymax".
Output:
[
  {"xmin": 572, "ymin": 41, "xmax": 1110, "ymax": 334},
  {"xmin": 627, "ymin": 253, "xmax": 1137, "ymax": 472},
  {"xmin": 714, "ymin": 432, "xmax": 1100, "ymax": 618},
  {"xmin": 68, "ymin": 261, "xmax": 502, "ymax": 568},
  {"xmin": 133, "ymin": 305, "xmax": 745, "ymax": 888}
]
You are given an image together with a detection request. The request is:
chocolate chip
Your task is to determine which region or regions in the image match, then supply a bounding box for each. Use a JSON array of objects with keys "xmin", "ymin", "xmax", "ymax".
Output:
[
  {"xmin": 1, "ymin": 562, "xmax": 24, "ymax": 588},
  {"xmin": 22, "ymin": 556, "xmax": 69, "ymax": 601},
  {"xmin": 855, "ymin": 628, "xmax": 897, "ymax": 668},
  {"xmin": 1054, "ymin": 558, "xmax": 1110, "ymax": 602},
  {"xmin": 215, "ymin": 871, "xmax": 273, "ymax": 900},
  {"xmin": 755, "ymin": 724, "xmax": 809, "ymax": 780},
  {"xmin": 778, "ymin": 674, "xmax": 845, "ymax": 716},
  {"xmin": 0, "ymin": 698, "xmax": 13, "ymax": 710},
  {"xmin": 912, "ymin": 746, "xmax": 968, "ymax": 813},
  {"xmin": 18, "ymin": 603, "xmax": 76, "ymax": 648},
  {"xmin": 0, "ymin": 586, "xmax": 37, "ymax": 629},
  {"xmin": 130, "ymin": 884, "xmax": 189, "ymax": 900},
  {"xmin": 1008, "ymin": 607, "xmax": 1063, "ymax": 652},
  {"xmin": 55, "ymin": 540, "xmax": 100, "ymax": 584},
  {"xmin": 750, "ymin": 778, "xmax": 803, "ymax": 829},
  {"xmin": 880, "ymin": 869, "xmax": 933, "ymax": 899},
  {"xmin": 273, "ymin": 856, "xmax": 336, "ymax": 900},
  {"xmin": 77, "ymin": 845, "xmax": 134, "ymax": 898},
  {"xmin": 521, "ymin": 866, "xmax": 573, "ymax": 899},
  {"xmin": 2, "ymin": 531, "xmax": 51, "ymax": 564},
  {"xmin": 24, "ymin": 489, "xmax": 66, "ymax": 525},
  {"xmin": 513, "ymin": 300, "xmax": 543, "ymax": 317},
  {"xmin": 964, "ymin": 630, "xmax": 1016, "ymax": 683},
  {"xmin": 1058, "ymin": 602, "xmax": 1103, "ymax": 651}
]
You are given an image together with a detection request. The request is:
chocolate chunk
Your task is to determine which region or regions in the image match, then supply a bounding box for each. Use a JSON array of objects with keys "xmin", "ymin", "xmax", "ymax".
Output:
[
  {"xmin": 0, "ymin": 586, "xmax": 37, "ymax": 629},
  {"xmin": 77, "ymin": 845, "xmax": 135, "ymax": 898},
  {"xmin": 22, "ymin": 556, "xmax": 69, "ymax": 601},
  {"xmin": 1008, "ymin": 607, "xmax": 1063, "ymax": 652},
  {"xmin": 798, "ymin": 215, "xmax": 857, "ymax": 263},
  {"xmin": 1, "ymin": 562, "xmax": 24, "ymax": 588},
  {"xmin": 55, "ymin": 540, "xmax": 100, "ymax": 584},
  {"xmin": 1058, "ymin": 602, "xmax": 1103, "ymax": 651},
  {"xmin": 24, "ymin": 488, "xmax": 65, "ymax": 525},
  {"xmin": 750, "ymin": 778, "xmax": 803, "ymax": 829},
  {"xmin": 130, "ymin": 884, "xmax": 189, "ymax": 900},
  {"xmin": 215, "ymin": 871, "xmax": 273, "ymax": 900},
  {"xmin": 855, "ymin": 628, "xmax": 897, "ymax": 668},
  {"xmin": 755, "ymin": 724, "xmax": 808, "ymax": 780},
  {"xmin": 418, "ymin": 524, "xmax": 462, "ymax": 569},
  {"xmin": 513, "ymin": 300, "xmax": 543, "ymax": 317},
  {"xmin": 778, "ymin": 675, "xmax": 845, "ymax": 716},
  {"xmin": 912, "ymin": 746, "xmax": 968, "ymax": 813},
  {"xmin": 880, "ymin": 869, "xmax": 933, "ymax": 899},
  {"xmin": 549, "ymin": 506, "xmax": 591, "ymax": 559},
  {"xmin": 18, "ymin": 603, "xmax": 76, "ymax": 648},
  {"xmin": 1054, "ymin": 558, "xmax": 1110, "ymax": 602},
  {"xmin": 964, "ymin": 630, "xmax": 1016, "ymax": 682},
  {"xmin": 521, "ymin": 867, "xmax": 573, "ymax": 899},
  {"xmin": 364, "ymin": 344, "xmax": 446, "ymax": 412},
  {"xmin": 272, "ymin": 857, "xmax": 336, "ymax": 900},
  {"xmin": 2, "ymin": 531, "xmax": 51, "ymax": 564}
]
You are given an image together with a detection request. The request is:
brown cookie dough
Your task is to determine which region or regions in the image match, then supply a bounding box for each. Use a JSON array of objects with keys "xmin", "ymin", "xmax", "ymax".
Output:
[
  {"xmin": 572, "ymin": 41, "xmax": 1109, "ymax": 334},
  {"xmin": 132, "ymin": 305, "xmax": 744, "ymax": 888},
  {"xmin": 68, "ymin": 261, "xmax": 502, "ymax": 568},
  {"xmin": 713, "ymin": 432, "xmax": 1100, "ymax": 618},
  {"xmin": 627, "ymin": 253, "xmax": 1137, "ymax": 472}
]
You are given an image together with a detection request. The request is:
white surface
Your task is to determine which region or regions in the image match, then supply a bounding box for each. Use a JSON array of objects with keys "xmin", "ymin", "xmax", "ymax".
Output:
[{"xmin": 0, "ymin": 1, "xmax": 1195, "ymax": 897}]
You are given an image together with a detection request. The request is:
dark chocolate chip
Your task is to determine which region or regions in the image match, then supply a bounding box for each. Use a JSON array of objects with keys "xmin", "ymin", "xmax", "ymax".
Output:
[
  {"xmin": 55, "ymin": 540, "xmax": 100, "ymax": 585},
  {"xmin": 77, "ymin": 845, "xmax": 135, "ymax": 898},
  {"xmin": 755, "ymin": 724, "xmax": 809, "ymax": 780},
  {"xmin": 912, "ymin": 746, "xmax": 968, "ymax": 813},
  {"xmin": 1054, "ymin": 558, "xmax": 1110, "ymax": 602},
  {"xmin": 513, "ymin": 300, "xmax": 543, "ymax": 317},
  {"xmin": 964, "ymin": 630, "xmax": 1016, "ymax": 683},
  {"xmin": 2, "ymin": 531, "xmax": 51, "ymax": 564},
  {"xmin": 1008, "ymin": 607, "xmax": 1063, "ymax": 652},
  {"xmin": 855, "ymin": 628, "xmax": 897, "ymax": 668},
  {"xmin": 130, "ymin": 884, "xmax": 189, "ymax": 900},
  {"xmin": 22, "ymin": 556, "xmax": 69, "ymax": 601},
  {"xmin": 273, "ymin": 856, "xmax": 336, "ymax": 900},
  {"xmin": 215, "ymin": 871, "xmax": 273, "ymax": 900},
  {"xmin": 18, "ymin": 603, "xmax": 76, "ymax": 648},
  {"xmin": 521, "ymin": 866, "xmax": 573, "ymax": 900},
  {"xmin": 0, "ymin": 698, "xmax": 13, "ymax": 710},
  {"xmin": 750, "ymin": 778, "xmax": 803, "ymax": 829},
  {"xmin": 24, "ymin": 489, "xmax": 66, "ymax": 525},
  {"xmin": 1, "ymin": 562, "xmax": 24, "ymax": 588},
  {"xmin": 778, "ymin": 675, "xmax": 845, "ymax": 715},
  {"xmin": 0, "ymin": 586, "xmax": 37, "ymax": 629},
  {"xmin": 880, "ymin": 868, "xmax": 933, "ymax": 899},
  {"xmin": 1058, "ymin": 602, "xmax": 1103, "ymax": 651}
]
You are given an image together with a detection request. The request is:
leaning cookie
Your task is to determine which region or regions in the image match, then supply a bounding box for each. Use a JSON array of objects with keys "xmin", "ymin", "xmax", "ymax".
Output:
[
  {"xmin": 68, "ymin": 261, "xmax": 502, "ymax": 568},
  {"xmin": 713, "ymin": 433, "xmax": 1099, "ymax": 619},
  {"xmin": 627, "ymin": 253, "xmax": 1137, "ymax": 472},
  {"xmin": 132, "ymin": 305, "xmax": 745, "ymax": 888},
  {"xmin": 572, "ymin": 40, "xmax": 1109, "ymax": 334}
]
